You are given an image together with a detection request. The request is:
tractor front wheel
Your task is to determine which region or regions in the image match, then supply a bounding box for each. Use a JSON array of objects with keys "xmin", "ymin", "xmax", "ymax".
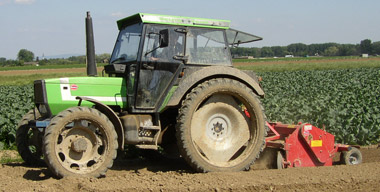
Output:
[
  {"xmin": 43, "ymin": 107, "xmax": 118, "ymax": 178},
  {"xmin": 176, "ymin": 78, "xmax": 266, "ymax": 172}
]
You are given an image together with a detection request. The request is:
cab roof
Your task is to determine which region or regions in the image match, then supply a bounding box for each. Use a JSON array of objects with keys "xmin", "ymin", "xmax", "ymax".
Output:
[
  {"xmin": 117, "ymin": 13, "xmax": 262, "ymax": 45},
  {"xmin": 117, "ymin": 13, "xmax": 230, "ymax": 30}
]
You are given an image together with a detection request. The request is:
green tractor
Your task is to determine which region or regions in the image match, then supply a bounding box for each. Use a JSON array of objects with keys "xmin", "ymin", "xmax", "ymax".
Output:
[{"xmin": 16, "ymin": 12, "xmax": 266, "ymax": 178}]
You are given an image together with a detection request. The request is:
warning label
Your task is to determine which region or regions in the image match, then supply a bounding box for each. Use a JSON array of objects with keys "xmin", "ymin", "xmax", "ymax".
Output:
[{"xmin": 311, "ymin": 140, "xmax": 323, "ymax": 147}]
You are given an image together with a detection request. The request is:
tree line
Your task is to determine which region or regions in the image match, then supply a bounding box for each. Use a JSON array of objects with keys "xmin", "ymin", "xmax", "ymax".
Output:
[
  {"xmin": 0, "ymin": 49, "xmax": 110, "ymax": 67},
  {"xmin": 1, "ymin": 39, "xmax": 379, "ymax": 67},
  {"xmin": 231, "ymin": 39, "xmax": 380, "ymax": 58}
]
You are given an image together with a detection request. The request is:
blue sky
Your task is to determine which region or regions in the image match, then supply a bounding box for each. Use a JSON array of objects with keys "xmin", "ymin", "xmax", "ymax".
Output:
[{"xmin": 1, "ymin": 0, "xmax": 379, "ymax": 59}]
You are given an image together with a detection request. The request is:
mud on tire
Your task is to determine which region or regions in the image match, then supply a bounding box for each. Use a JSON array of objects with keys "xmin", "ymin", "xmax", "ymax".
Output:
[
  {"xmin": 43, "ymin": 106, "xmax": 118, "ymax": 178},
  {"xmin": 176, "ymin": 78, "xmax": 267, "ymax": 172}
]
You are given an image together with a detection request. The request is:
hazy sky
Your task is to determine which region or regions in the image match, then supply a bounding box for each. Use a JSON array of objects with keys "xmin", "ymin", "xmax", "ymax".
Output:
[{"xmin": 1, "ymin": 0, "xmax": 379, "ymax": 59}]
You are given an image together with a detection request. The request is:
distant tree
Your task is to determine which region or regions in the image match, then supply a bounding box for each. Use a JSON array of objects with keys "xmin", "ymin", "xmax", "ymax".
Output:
[
  {"xmin": 323, "ymin": 46, "xmax": 339, "ymax": 56},
  {"xmin": 17, "ymin": 49, "xmax": 34, "ymax": 62},
  {"xmin": 96, "ymin": 53, "xmax": 111, "ymax": 63},
  {"xmin": 371, "ymin": 41, "xmax": 380, "ymax": 55},
  {"xmin": 38, "ymin": 59, "xmax": 49, "ymax": 65},
  {"xmin": 68, "ymin": 55, "xmax": 86, "ymax": 64},
  {"xmin": 261, "ymin": 47, "xmax": 274, "ymax": 57},
  {"xmin": 308, "ymin": 44, "xmax": 324, "ymax": 56},
  {"xmin": 360, "ymin": 39, "xmax": 372, "ymax": 54},
  {"xmin": 271, "ymin": 46, "xmax": 287, "ymax": 57},
  {"xmin": 0, "ymin": 57, "xmax": 6, "ymax": 67},
  {"xmin": 0, "ymin": 57, "xmax": 6, "ymax": 63},
  {"xmin": 230, "ymin": 47, "xmax": 261, "ymax": 58},
  {"xmin": 338, "ymin": 44, "xmax": 358, "ymax": 56},
  {"xmin": 287, "ymin": 43, "xmax": 308, "ymax": 56}
]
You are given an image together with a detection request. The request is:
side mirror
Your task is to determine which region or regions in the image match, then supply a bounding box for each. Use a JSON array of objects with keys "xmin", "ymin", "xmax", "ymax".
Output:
[{"xmin": 159, "ymin": 29, "xmax": 169, "ymax": 48}]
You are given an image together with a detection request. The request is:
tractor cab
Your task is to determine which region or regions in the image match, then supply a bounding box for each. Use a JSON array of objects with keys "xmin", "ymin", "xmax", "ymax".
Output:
[{"xmin": 104, "ymin": 13, "xmax": 262, "ymax": 112}]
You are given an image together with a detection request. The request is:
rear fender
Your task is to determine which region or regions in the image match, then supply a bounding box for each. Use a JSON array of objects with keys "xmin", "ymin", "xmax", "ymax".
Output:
[
  {"xmin": 167, "ymin": 66, "xmax": 264, "ymax": 107},
  {"xmin": 76, "ymin": 96, "xmax": 124, "ymax": 150}
]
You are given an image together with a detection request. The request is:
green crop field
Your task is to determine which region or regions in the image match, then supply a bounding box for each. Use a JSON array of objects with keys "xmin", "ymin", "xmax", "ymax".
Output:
[
  {"xmin": 0, "ymin": 57, "xmax": 379, "ymax": 149},
  {"xmin": 0, "ymin": 85, "xmax": 34, "ymax": 149},
  {"xmin": 235, "ymin": 57, "xmax": 380, "ymax": 72},
  {"xmin": 258, "ymin": 68, "xmax": 380, "ymax": 145}
]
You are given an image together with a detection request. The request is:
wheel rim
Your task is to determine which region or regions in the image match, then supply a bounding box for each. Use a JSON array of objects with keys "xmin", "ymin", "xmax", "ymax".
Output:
[
  {"xmin": 190, "ymin": 95, "xmax": 254, "ymax": 167},
  {"xmin": 55, "ymin": 119, "xmax": 108, "ymax": 174},
  {"xmin": 349, "ymin": 154, "xmax": 359, "ymax": 165}
]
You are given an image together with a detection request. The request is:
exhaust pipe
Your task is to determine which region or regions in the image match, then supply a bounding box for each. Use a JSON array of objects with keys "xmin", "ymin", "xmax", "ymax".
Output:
[{"xmin": 86, "ymin": 11, "xmax": 97, "ymax": 76}]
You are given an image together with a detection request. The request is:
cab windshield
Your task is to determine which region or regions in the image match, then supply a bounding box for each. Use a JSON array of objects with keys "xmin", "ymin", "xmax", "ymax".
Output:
[{"xmin": 110, "ymin": 23, "xmax": 142, "ymax": 64}]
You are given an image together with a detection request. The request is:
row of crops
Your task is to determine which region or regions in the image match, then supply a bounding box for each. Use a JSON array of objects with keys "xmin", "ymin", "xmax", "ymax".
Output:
[{"xmin": 0, "ymin": 67, "xmax": 379, "ymax": 149}]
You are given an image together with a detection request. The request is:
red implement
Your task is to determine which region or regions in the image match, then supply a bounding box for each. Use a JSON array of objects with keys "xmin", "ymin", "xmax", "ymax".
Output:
[{"xmin": 265, "ymin": 122, "xmax": 356, "ymax": 168}]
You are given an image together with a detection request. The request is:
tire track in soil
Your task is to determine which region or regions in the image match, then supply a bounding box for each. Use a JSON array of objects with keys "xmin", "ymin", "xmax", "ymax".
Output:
[{"xmin": 0, "ymin": 147, "xmax": 379, "ymax": 191}]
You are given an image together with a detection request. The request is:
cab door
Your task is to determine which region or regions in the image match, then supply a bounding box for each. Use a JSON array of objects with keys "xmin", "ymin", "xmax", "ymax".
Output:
[{"xmin": 135, "ymin": 25, "xmax": 185, "ymax": 110}]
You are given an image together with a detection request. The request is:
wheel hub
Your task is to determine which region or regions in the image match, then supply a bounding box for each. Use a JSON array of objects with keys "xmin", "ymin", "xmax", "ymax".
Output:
[
  {"xmin": 71, "ymin": 138, "xmax": 88, "ymax": 153},
  {"xmin": 206, "ymin": 114, "xmax": 230, "ymax": 140},
  {"xmin": 213, "ymin": 122, "xmax": 224, "ymax": 133},
  {"xmin": 349, "ymin": 156, "xmax": 358, "ymax": 164}
]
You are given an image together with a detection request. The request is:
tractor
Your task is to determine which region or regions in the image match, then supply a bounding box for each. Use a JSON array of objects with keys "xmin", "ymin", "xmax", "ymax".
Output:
[{"xmin": 16, "ymin": 12, "xmax": 267, "ymax": 178}]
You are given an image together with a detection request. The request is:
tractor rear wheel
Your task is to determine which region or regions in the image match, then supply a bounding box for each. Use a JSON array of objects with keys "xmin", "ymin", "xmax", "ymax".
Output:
[
  {"xmin": 16, "ymin": 109, "xmax": 45, "ymax": 166},
  {"xmin": 176, "ymin": 78, "xmax": 266, "ymax": 172},
  {"xmin": 43, "ymin": 107, "xmax": 118, "ymax": 178}
]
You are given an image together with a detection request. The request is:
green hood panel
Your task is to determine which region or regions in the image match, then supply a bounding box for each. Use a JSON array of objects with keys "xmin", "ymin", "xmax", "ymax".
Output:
[{"xmin": 44, "ymin": 77, "xmax": 127, "ymax": 115}]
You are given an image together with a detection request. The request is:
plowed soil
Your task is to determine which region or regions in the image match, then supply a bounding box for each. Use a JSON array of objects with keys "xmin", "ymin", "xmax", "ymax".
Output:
[{"xmin": 1, "ymin": 146, "xmax": 379, "ymax": 192}]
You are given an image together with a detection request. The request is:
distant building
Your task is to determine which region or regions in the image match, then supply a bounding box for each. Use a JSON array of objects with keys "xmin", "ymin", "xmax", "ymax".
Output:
[
  {"xmin": 233, "ymin": 56, "xmax": 255, "ymax": 59},
  {"xmin": 24, "ymin": 61, "xmax": 39, "ymax": 66}
]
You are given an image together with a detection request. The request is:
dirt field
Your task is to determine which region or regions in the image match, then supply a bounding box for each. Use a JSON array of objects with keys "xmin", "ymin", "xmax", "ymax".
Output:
[{"xmin": 0, "ymin": 146, "xmax": 379, "ymax": 192}]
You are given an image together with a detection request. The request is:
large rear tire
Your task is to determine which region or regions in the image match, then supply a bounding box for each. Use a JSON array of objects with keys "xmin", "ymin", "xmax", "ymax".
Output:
[
  {"xmin": 43, "ymin": 107, "xmax": 118, "ymax": 178},
  {"xmin": 16, "ymin": 109, "xmax": 45, "ymax": 166},
  {"xmin": 176, "ymin": 78, "xmax": 266, "ymax": 172}
]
